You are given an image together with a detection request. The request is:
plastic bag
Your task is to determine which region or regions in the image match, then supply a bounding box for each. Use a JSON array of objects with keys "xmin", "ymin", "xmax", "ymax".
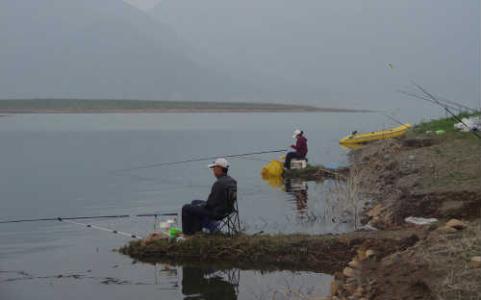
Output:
[
  {"xmin": 261, "ymin": 159, "xmax": 284, "ymax": 177},
  {"xmin": 405, "ymin": 216, "xmax": 438, "ymax": 225},
  {"xmin": 454, "ymin": 116, "xmax": 481, "ymax": 132}
]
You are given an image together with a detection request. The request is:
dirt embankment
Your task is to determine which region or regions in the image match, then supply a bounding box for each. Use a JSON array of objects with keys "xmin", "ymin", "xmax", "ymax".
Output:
[
  {"xmin": 328, "ymin": 132, "xmax": 481, "ymax": 300},
  {"xmin": 353, "ymin": 134, "xmax": 481, "ymax": 227}
]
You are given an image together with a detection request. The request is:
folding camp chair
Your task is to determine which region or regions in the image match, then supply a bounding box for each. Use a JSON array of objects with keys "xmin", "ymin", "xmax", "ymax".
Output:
[
  {"xmin": 202, "ymin": 189, "xmax": 240, "ymax": 235},
  {"xmin": 217, "ymin": 189, "xmax": 241, "ymax": 235}
]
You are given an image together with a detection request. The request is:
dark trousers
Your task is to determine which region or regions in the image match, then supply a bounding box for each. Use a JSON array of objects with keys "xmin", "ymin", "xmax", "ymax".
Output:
[
  {"xmin": 284, "ymin": 152, "xmax": 303, "ymax": 169},
  {"xmin": 182, "ymin": 200, "xmax": 212, "ymax": 235}
]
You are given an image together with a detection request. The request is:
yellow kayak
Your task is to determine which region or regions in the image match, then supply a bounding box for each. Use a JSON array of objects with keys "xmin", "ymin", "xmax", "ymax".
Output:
[{"xmin": 339, "ymin": 124, "xmax": 412, "ymax": 145}]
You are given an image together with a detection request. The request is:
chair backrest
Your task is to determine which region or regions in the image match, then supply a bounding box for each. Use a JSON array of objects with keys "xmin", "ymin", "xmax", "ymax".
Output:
[
  {"xmin": 226, "ymin": 189, "xmax": 238, "ymax": 214},
  {"xmin": 223, "ymin": 189, "xmax": 241, "ymax": 235},
  {"xmin": 211, "ymin": 188, "xmax": 238, "ymax": 222}
]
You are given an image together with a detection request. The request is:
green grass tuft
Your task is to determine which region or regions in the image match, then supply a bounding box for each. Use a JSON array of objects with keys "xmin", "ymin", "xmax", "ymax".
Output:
[{"xmin": 413, "ymin": 111, "xmax": 480, "ymax": 134}]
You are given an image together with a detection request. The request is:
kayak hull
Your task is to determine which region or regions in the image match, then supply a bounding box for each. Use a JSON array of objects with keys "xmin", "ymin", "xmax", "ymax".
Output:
[{"xmin": 339, "ymin": 124, "xmax": 412, "ymax": 145}]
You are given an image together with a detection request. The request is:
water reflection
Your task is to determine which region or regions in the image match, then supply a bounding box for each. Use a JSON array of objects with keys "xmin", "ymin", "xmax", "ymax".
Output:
[
  {"xmin": 284, "ymin": 178, "xmax": 308, "ymax": 217},
  {"xmin": 261, "ymin": 173, "xmax": 284, "ymax": 189},
  {"xmin": 261, "ymin": 174, "xmax": 359, "ymax": 233},
  {"xmin": 153, "ymin": 263, "xmax": 331, "ymax": 300},
  {"xmin": 260, "ymin": 174, "xmax": 311, "ymax": 219},
  {"xmin": 182, "ymin": 266, "xmax": 239, "ymax": 300}
]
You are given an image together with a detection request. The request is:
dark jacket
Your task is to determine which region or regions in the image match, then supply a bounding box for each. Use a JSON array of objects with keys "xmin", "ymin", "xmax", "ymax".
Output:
[
  {"xmin": 205, "ymin": 174, "xmax": 237, "ymax": 218},
  {"xmin": 292, "ymin": 136, "xmax": 308, "ymax": 158}
]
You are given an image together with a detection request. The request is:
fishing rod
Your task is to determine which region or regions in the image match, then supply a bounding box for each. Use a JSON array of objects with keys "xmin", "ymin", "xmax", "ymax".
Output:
[
  {"xmin": 410, "ymin": 81, "xmax": 481, "ymax": 140},
  {"xmin": 379, "ymin": 111, "xmax": 406, "ymax": 127},
  {"xmin": 0, "ymin": 213, "xmax": 183, "ymax": 240},
  {"xmin": 399, "ymin": 87, "xmax": 477, "ymax": 114},
  {"xmin": 0, "ymin": 214, "xmax": 130, "ymax": 224},
  {"xmin": 0, "ymin": 212, "xmax": 179, "ymax": 225},
  {"xmin": 388, "ymin": 63, "xmax": 476, "ymax": 113},
  {"xmin": 438, "ymin": 96, "xmax": 477, "ymax": 113},
  {"xmin": 114, "ymin": 149, "xmax": 287, "ymax": 172},
  {"xmin": 136, "ymin": 213, "xmax": 178, "ymax": 217},
  {"xmin": 398, "ymin": 90, "xmax": 461, "ymax": 112}
]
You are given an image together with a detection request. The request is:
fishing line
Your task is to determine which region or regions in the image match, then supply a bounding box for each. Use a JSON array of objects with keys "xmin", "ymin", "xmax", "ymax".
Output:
[
  {"xmin": 58, "ymin": 218, "xmax": 142, "ymax": 239},
  {"xmin": 113, "ymin": 149, "xmax": 287, "ymax": 173}
]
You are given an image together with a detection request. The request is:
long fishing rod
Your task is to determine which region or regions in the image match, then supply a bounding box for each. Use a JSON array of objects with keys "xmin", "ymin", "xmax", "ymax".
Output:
[
  {"xmin": 0, "ymin": 213, "xmax": 183, "ymax": 240},
  {"xmin": 0, "ymin": 214, "xmax": 130, "ymax": 224},
  {"xmin": 388, "ymin": 64, "xmax": 476, "ymax": 112},
  {"xmin": 0, "ymin": 212, "xmax": 178, "ymax": 224},
  {"xmin": 411, "ymin": 81, "xmax": 481, "ymax": 140},
  {"xmin": 398, "ymin": 90, "xmax": 461, "ymax": 112},
  {"xmin": 114, "ymin": 149, "xmax": 287, "ymax": 172},
  {"xmin": 438, "ymin": 96, "xmax": 477, "ymax": 113},
  {"xmin": 379, "ymin": 111, "xmax": 406, "ymax": 127},
  {"xmin": 399, "ymin": 87, "xmax": 477, "ymax": 114},
  {"xmin": 136, "ymin": 213, "xmax": 178, "ymax": 217}
]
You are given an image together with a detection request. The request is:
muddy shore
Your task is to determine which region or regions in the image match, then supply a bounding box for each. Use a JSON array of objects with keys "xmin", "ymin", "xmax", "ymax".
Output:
[{"xmin": 120, "ymin": 117, "xmax": 481, "ymax": 299}]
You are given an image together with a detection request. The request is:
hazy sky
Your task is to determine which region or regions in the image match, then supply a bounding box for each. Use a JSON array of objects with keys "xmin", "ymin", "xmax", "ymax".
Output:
[
  {"xmin": 152, "ymin": 0, "xmax": 480, "ymax": 115},
  {"xmin": 0, "ymin": 0, "xmax": 479, "ymax": 120},
  {"xmin": 123, "ymin": 0, "xmax": 161, "ymax": 10}
]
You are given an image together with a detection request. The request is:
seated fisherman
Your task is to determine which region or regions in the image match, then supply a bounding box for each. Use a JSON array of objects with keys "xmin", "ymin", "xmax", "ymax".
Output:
[
  {"xmin": 284, "ymin": 129, "xmax": 308, "ymax": 169},
  {"xmin": 181, "ymin": 158, "xmax": 237, "ymax": 235}
]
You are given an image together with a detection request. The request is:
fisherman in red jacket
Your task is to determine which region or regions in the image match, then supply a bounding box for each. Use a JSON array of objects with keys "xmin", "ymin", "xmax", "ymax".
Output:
[{"xmin": 284, "ymin": 129, "xmax": 308, "ymax": 169}]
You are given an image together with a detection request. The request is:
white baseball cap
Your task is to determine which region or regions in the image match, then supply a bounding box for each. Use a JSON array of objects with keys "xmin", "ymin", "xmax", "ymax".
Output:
[
  {"xmin": 292, "ymin": 129, "xmax": 303, "ymax": 138},
  {"xmin": 208, "ymin": 158, "xmax": 230, "ymax": 169}
]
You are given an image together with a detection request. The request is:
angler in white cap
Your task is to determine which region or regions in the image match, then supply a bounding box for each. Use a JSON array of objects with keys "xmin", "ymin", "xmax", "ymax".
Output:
[
  {"xmin": 284, "ymin": 129, "xmax": 308, "ymax": 169},
  {"xmin": 181, "ymin": 158, "xmax": 237, "ymax": 235}
]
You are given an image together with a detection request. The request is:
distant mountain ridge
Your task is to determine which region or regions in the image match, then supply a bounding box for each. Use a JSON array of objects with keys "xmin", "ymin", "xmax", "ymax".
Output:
[{"xmin": 0, "ymin": 0, "xmax": 247, "ymax": 101}]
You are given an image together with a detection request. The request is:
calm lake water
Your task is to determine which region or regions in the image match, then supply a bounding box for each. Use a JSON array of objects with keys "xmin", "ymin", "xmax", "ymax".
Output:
[{"xmin": 0, "ymin": 112, "xmax": 390, "ymax": 299}]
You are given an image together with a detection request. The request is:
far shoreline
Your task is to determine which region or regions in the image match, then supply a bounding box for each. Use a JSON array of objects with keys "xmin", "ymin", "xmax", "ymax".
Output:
[
  {"xmin": 0, "ymin": 108, "xmax": 372, "ymax": 114},
  {"xmin": 0, "ymin": 99, "xmax": 372, "ymax": 114}
]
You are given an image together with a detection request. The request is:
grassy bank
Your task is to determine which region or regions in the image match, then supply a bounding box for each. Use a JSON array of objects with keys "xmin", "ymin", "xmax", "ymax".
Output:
[
  {"xmin": 412, "ymin": 111, "xmax": 480, "ymax": 134},
  {"xmin": 0, "ymin": 99, "xmax": 368, "ymax": 113},
  {"xmin": 119, "ymin": 229, "xmax": 422, "ymax": 274}
]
